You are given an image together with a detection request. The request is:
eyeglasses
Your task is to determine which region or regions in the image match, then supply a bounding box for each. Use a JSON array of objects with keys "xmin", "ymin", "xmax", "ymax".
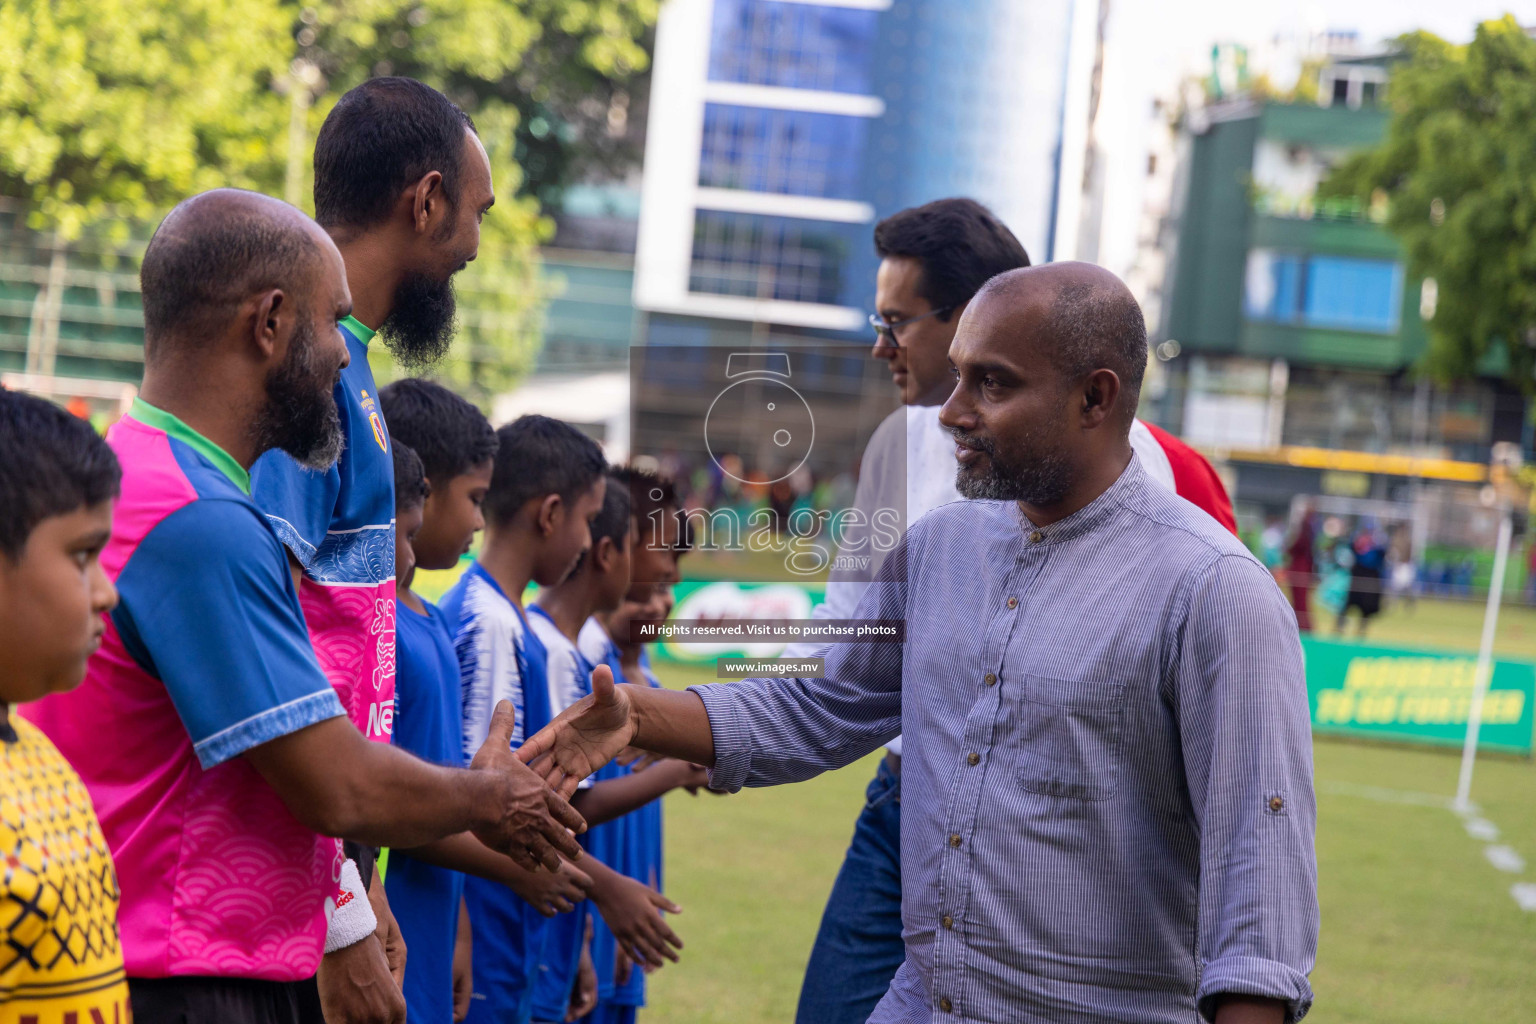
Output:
[{"xmin": 868, "ymin": 306, "xmax": 954, "ymax": 348}]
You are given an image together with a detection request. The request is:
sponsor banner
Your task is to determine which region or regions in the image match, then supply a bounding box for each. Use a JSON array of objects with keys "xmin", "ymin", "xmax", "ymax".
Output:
[
  {"xmin": 655, "ymin": 580, "xmax": 824, "ymax": 662},
  {"xmin": 1303, "ymin": 636, "xmax": 1535, "ymax": 755}
]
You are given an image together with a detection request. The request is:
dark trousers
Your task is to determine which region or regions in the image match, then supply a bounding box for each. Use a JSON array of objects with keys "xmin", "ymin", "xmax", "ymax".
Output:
[
  {"xmin": 130, "ymin": 975, "xmax": 323, "ymax": 1024},
  {"xmin": 795, "ymin": 756, "xmax": 905, "ymax": 1024}
]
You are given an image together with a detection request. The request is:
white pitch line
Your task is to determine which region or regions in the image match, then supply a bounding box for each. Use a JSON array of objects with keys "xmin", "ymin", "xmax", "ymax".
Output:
[
  {"xmin": 1486, "ymin": 845, "xmax": 1526, "ymax": 873},
  {"xmin": 1320, "ymin": 780, "xmax": 1536, "ymax": 913},
  {"xmin": 1464, "ymin": 817, "xmax": 1501, "ymax": 842},
  {"xmin": 1317, "ymin": 780, "xmax": 1461, "ymax": 811}
]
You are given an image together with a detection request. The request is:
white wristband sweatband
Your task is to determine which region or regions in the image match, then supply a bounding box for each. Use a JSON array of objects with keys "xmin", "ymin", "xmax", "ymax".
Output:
[{"xmin": 324, "ymin": 858, "xmax": 378, "ymax": 954}]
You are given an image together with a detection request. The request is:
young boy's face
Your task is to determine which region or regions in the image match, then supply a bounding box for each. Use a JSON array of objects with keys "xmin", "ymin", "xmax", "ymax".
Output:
[
  {"xmin": 415, "ymin": 459, "xmax": 493, "ymax": 572},
  {"xmin": 609, "ymin": 584, "xmax": 671, "ymax": 647},
  {"xmin": 537, "ymin": 476, "xmax": 606, "ymax": 588},
  {"xmin": 0, "ymin": 502, "xmax": 116, "ymax": 702},
  {"xmin": 395, "ymin": 503, "xmax": 425, "ymax": 587},
  {"xmin": 626, "ymin": 505, "xmax": 681, "ymax": 599}
]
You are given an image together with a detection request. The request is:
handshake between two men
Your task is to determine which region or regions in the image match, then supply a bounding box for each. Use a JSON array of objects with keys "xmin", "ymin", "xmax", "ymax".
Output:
[{"xmin": 518, "ymin": 665, "xmax": 719, "ymax": 800}]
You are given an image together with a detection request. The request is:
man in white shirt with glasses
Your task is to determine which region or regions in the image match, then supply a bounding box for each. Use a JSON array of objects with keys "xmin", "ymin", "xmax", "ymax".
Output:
[{"xmin": 789, "ymin": 198, "xmax": 1234, "ymax": 1024}]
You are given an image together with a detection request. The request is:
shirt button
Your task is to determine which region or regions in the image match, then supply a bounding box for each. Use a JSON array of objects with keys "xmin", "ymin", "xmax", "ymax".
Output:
[
  {"xmin": 948, "ymin": 832, "xmax": 962, "ymax": 847},
  {"xmin": 1029, "ymin": 530, "xmax": 1043, "ymax": 543},
  {"xmin": 967, "ymin": 752, "xmax": 980, "ymax": 766},
  {"xmin": 1269, "ymin": 796, "xmax": 1285, "ymax": 812},
  {"xmin": 941, "ymin": 914, "xmax": 954, "ymax": 929},
  {"xmin": 939, "ymin": 997, "xmax": 954, "ymax": 1013},
  {"xmin": 983, "ymin": 672, "xmax": 997, "ymax": 686},
  {"xmin": 1006, "ymin": 596, "xmax": 1018, "ymax": 609}
]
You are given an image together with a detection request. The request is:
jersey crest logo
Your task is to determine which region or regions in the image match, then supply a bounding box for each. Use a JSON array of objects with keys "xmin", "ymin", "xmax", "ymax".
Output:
[{"xmin": 369, "ymin": 411, "xmax": 388, "ymax": 452}]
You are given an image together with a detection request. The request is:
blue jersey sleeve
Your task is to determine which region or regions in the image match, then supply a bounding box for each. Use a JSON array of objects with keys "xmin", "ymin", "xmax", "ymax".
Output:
[
  {"xmin": 112, "ymin": 499, "xmax": 345, "ymax": 768},
  {"xmin": 249, "ymin": 447, "xmax": 341, "ymax": 570}
]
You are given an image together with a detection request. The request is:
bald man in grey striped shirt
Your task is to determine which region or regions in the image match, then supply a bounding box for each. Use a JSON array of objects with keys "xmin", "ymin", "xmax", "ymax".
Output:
[{"xmin": 522, "ymin": 263, "xmax": 1318, "ymax": 1024}]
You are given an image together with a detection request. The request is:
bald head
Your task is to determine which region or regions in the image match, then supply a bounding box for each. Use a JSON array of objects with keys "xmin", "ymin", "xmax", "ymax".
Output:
[
  {"xmin": 972, "ymin": 262, "xmax": 1148, "ymax": 423},
  {"xmin": 139, "ymin": 189, "xmax": 336, "ymax": 359}
]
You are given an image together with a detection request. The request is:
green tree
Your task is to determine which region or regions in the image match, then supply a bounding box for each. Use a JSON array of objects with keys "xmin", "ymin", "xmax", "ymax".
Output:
[
  {"xmin": 0, "ymin": 0, "xmax": 291, "ymax": 241},
  {"xmin": 3, "ymin": 0, "xmax": 657, "ymax": 399},
  {"xmin": 1321, "ymin": 17, "xmax": 1536, "ymax": 391},
  {"xmin": 505, "ymin": 0, "xmax": 657, "ymax": 209}
]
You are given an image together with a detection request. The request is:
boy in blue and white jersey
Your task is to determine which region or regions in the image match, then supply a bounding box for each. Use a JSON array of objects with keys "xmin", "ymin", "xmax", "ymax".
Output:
[
  {"xmin": 443, "ymin": 419, "xmax": 684, "ymax": 1022},
  {"xmin": 576, "ymin": 470, "xmax": 706, "ymax": 1024},
  {"xmin": 386, "ymin": 383, "xmax": 603, "ymax": 1024},
  {"xmin": 531, "ymin": 470, "xmax": 702, "ymax": 1023}
]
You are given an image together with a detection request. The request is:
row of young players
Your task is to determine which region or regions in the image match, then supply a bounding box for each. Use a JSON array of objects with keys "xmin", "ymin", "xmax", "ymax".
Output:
[
  {"xmin": 383, "ymin": 378, "xmax": 712, "ymax": 1024},
  {"xmin": 0, "ymin": 383, "xmax": 711, "ymax": 1024}
]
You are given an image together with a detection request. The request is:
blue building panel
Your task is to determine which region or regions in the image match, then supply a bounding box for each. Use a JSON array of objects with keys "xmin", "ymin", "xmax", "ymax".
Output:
[
  {"xmin": 689, "ymin": 210, "xmax": 860, "ymax": 306},
  {"xmin": 708, "ymin": 0, "xmax": 880, "ymax": 95},
  {"xmin": 644, "ymin": 0, "xmax": 1073, "ymax": 343},
  {"xmin": 1303, "ymin": 255, "xmax": 1401, "ymax": 333},
  {"xmin": 1244, "ymin": 249, "xmax": 1402, "ymax": 335},
  {"xmin": 699, "ymin": 104, "xmax": 869, "ymax": 200}
]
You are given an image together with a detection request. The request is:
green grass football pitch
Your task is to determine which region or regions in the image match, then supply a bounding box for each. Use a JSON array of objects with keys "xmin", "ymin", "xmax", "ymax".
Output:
[{"xmin": 644, "ymin": 597, "xmax": 1536, "ymax": 1024}]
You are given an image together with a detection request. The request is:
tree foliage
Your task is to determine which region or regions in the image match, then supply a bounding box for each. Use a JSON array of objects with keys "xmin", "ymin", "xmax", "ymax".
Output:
[
  {"xmin": 504, "ymin": 0, "xmax": 657, "ymax": 208},
  {"xmin": 1322, "ymin": 17, "xmax": 1536, "ymax": 392},
  {"xmin": 2, "ymin": 0, "xmax": 658, "ymax": 400},
  {"xmin": 0, "ymin": 0, "xmax": 290, "ymax": 240}
]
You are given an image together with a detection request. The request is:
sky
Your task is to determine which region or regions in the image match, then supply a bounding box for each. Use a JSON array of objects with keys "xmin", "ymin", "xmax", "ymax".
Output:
[{"xmin": 1093, "ymin": 1, "xmax": 1536, "ymax": 280}]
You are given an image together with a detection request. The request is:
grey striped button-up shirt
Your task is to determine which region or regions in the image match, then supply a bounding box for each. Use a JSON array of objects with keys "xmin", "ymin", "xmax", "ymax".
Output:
[{"xmin": 693, "ymin": 455, "xmax": 1317, "ymax": 1023}]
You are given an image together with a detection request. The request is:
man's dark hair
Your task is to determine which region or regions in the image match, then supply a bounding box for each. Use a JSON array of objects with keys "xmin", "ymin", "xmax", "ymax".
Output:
[
  {"xmin": 393, "ymin": 442, "xmax": 429, "ymax": 512},
  {"xmin": 484, "ymin": 415, "xmax": 606, "ymax": 527},
  {"xmin": 1046, "ymin": 283, "xmax": 1149, "ymax": 420},
  {"xmin": 139, "ymin": 191, "xmax": 320, "ymax": 353},
  {"xmin": 314, "ymin": 77, "xmax": 477, "ymax": 230},
  {"xmin": 0, "ymin": 391, "xmax": 121, "ymax": 559},
  {"xmin": 379, "ymin": 378, "xmax": 497, "ymax": 483},
  {"xmin": 873, "ymin": 198, "xmax": 1031, "ymax": 320}
]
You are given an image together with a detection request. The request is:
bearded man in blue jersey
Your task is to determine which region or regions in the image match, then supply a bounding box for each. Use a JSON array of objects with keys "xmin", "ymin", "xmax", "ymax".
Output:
[{"xmin": 250, "ymin": 77, "xmax": 497, "ymax": 1023}]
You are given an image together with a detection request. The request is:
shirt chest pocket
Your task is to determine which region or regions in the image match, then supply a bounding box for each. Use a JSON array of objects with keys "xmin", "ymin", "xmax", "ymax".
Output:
[{"xmin": 1010, "ymin": 673, "xmax": 1127, "ymax": 802}]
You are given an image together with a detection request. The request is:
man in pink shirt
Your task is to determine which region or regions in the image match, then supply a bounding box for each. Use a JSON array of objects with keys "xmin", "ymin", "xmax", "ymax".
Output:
[{"xmin": 27, "ymin": 189, "xmax": 584, "ymax": 1024}]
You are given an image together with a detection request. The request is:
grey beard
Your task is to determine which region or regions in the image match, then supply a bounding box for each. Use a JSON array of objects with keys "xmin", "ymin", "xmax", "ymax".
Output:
[
  {"xmin": 286, "ymin": 411, "xmax": 345, "ymax": 472},
  {"xmin": 253, "ymin": 322, "xmax": 346, "ymax": 471},
  {"xmin": 952, "ymin": 433, "xmax": 1073, "ymax": 506}
]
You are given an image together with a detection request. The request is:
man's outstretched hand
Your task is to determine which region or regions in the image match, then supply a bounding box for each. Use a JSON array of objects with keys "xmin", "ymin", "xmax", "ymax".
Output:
[
  {"xmin": 518, "ymin": 665, "xmax": 637, "ymax": 799},
  {"xmin": 469, "ymin": 700, "xmax": 588, "ymax": 871}
]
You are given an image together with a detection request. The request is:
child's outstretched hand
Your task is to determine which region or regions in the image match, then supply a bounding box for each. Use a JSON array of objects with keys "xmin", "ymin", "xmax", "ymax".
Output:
[
  {"xmin": 508, "ymin": 858, "xmax": 594, "ymax": 918},
  {"xmin": 591, "ymin": 872, "xmax": 683, "ymax": 970},
  {"xmin": 519, "ymin": 665, "xmax": 637, "ymax": 798},
  {"xmin": 615, "ymin": 747, "xmax": 664, "ymax": 772},
  {"xmin": 677, "ymin": 762, "xmax": 716, "ymax": 796}
]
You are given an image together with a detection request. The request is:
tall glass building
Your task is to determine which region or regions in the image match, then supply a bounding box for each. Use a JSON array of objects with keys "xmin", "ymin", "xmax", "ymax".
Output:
[{"xmin": 635, "ymin": 0, "xmax": 1082, "ymax": 344}]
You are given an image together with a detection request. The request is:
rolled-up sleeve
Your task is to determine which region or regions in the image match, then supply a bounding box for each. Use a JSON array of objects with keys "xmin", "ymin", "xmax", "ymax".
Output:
[
  {"xmin": 1177, "ymin": 554, "xmax": 1318, "ymax": 1022},
  {"xmin": 692, "ymin": 544, "xmax": 908, "ymax": 791}
]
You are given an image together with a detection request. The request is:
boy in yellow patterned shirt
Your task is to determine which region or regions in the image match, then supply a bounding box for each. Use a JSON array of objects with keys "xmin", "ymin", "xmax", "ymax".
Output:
[{"xmin": 0, "ymin": 390, "xmax": 128, "ymax": 1023}]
